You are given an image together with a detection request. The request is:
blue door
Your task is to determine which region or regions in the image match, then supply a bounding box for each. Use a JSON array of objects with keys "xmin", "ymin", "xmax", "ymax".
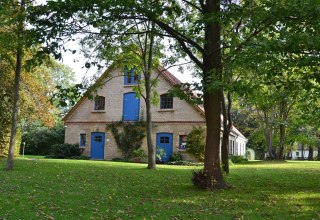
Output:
[
  {"xmin": 123, "ymin": 92, "xmax": 140, "ymax": 121},
  {"xmin": 91, "ymin": 132, "xmax": 105, "ymax": 159},
  {"xmin": 156, "ymin": 133, "xmax": 173, "ymax": 162}
]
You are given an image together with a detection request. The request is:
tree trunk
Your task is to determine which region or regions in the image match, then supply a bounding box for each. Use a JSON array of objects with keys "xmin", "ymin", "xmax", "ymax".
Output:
[
  {"xmin": 146, "ymin": 21, "xmax": 156, "ymax": 169},
  {"xmin": 221, "ymin": 91, "xmax": 231, "ymax": 174},
  {"xmin": 278, "ymin": 99, "xmax": 288, "ymax": 160},
  {"xmin": 317, "ymin": 147, "xmax": 320, "ymax": 161},
  {"xmin": 265, "ymin": 129, "xmax": 275, "ymax": 159},
  {"xmin": 7, "ymin": 0, "xmax": 25, "ymax": 170},
  {"xmin": 308, "ymin": 146, "xmax": 313, "ymax": 161},
  {"xmin": 201, "ymin": 0, "xmax": 227, "ymax": 189},
  {"xmin": 264, "ymin": 106, "xmax": 276, "ymax": 159},
  {"xmin": 301, "ymin": 144, "xmax": 305, "ymax": 160},
  {"xmin": 278, "ymin": 123, "xmax": 286, "ymax": 160}
]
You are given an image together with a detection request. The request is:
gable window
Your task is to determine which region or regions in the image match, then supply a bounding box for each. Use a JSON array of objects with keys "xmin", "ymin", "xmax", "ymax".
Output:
[
  {"xmin": 124, "ymin": 66, "xmax": 139, "ymax": 85},
  {"xmin": 94, "ymin": 96, "xmax": 105, "ymax": 110},
  {"xmin": 80, "ymin": 133, "xmax": 86, "ymax": 147},
  {"xmin": 160, "ymin": 94, "xmax": 173, "ymax": 109}
]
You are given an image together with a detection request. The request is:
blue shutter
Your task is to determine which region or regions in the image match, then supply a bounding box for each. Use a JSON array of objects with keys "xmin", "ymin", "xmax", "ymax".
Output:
[{"xmin": 123, "ymin": 92, "xmax": 140, "ymax": 121}]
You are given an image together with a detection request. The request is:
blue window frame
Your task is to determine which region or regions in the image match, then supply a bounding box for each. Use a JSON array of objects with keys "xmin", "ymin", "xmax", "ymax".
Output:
[
  {"xmin": 80, "ymin": 133, "xmax": 86, "ymax": 147},
  {"xmin": 124, "ymin": 66, "xmax": 139, "ymax": 85},
  {"xmin": 123, "ymin": 92, "xmax": 140, "ymax": 121}
]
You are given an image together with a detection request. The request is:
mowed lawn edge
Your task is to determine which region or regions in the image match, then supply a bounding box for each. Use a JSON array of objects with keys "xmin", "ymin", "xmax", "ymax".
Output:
[{"xmin": 0, "ymin": 158, "xmax": 319, "ymax": 219}]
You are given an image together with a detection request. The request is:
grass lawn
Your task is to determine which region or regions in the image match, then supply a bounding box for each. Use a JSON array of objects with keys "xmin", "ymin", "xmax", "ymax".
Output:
[{"xmin": 0, "ymin": 159, "xmax": 319, "ymax": 219}]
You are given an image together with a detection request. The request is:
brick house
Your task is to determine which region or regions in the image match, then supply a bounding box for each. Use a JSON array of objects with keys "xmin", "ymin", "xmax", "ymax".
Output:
[{"xmin": 63, "ymin": 65, "xmax": 248, "ymax": 161}]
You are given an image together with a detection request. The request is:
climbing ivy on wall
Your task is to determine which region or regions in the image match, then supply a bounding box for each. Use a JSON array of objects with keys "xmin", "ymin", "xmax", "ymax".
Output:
[{"xmin": 108, "ymin": 121, "xmax": 146, "ymax": 161}]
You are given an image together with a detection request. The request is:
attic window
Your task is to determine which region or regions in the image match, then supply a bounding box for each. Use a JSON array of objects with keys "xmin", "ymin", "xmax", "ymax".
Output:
[
  {"xmin": 124, "ymin": 66, "xmax": 139, "ymax": 85},
  {"xmin": 94, "ymin": 96, "xmax": 105, "ymax": 110},
  {"xmin": 160, "ymin": 94, "xmax": 173, "ymax": 109}
]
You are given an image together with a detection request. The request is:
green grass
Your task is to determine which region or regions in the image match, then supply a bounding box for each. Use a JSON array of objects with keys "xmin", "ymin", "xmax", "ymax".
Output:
[
  {"xmin": 19, "ymin": 155, "xmax": 46, "ymax": 159},
  {"xmin": 0, "ymin": 159, "xmax": 319, "ymax": 219}
]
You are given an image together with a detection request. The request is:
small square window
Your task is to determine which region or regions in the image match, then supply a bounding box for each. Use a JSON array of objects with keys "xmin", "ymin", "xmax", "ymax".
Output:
[
  {"xmin": 296, "ymin": 152, "xmax": 299, "ymax": 156},
  {"xmin": 179, "ymin": 135, "xmax": 187, "ymax": 150},
  {"xmin": 80, "ymin": 133, "xmax": 86, "ymax": 147},
  {"xmin": 94, "ymin": 136, "xmax": 102, "ymax": 142},
  {"xmin": 160, "ymin": 137, "xmax": 170, "ymax": 144}
]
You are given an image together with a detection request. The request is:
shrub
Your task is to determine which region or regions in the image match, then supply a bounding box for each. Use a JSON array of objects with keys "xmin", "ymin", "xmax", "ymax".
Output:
[
  {"xmin": 156, "ymin": 147, "xmax": 166, "ymax": 164},
  {"xmin": 48, "ymin": 143, "xmax": 83, "ymax": 159},
  {"xmin": 69, "ymin": 155, "xmax": 90, "ymax": 160},
  {"xmin": 132, "ymin": 148, "xmax": 146, "ymax": 162},
  {"xmin": 186, "ymin": 126, "xmax": 205, "ymax": 161},
  {"xmin": 21, "ymin": 124, "xmax": 65, "ymax": 155},
  {"xmin": 112, "ymin": 157, "xmax": 126, "ymax": 162},
  {"xmin": 230, "ymin": 155, "xmax": 248, "ymax": 164},
  {"xmin": 169, "ymin": 152, "xmax": 183, "ymax": 162}
]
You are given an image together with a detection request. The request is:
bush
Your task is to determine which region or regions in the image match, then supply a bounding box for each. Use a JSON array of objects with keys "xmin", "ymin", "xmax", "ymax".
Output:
[
  {"xmin": 156, "ymin": 147, "xmax": 166, "ymax": 164},
  {"xmin": 186, "ymin": 126, "xmax": 205, "ymax": 161},
  {"xmin": 68, "ymin": 155, "xmax": 90, "ymax": 160},
  {"xmin": 231, "ymin": 155, "xmax": 248, "ymax": 164},
  {"xmin": 132, "ymin": 148, "xmax": 146, "ymax": 162},
  {"xmin": 48, "ymin": 143, "xmax": 83, "ymax": 159},
  {"xmin": 169, "ymin": 152, "xmax": 183, "ymax": 162},
  {"xmin": 21, "ymin": 124, "xmax": 65, "ymax": 155},
  {"xmin": 112, "ymin": 157, "xmax": 126, "ymax": 162}
]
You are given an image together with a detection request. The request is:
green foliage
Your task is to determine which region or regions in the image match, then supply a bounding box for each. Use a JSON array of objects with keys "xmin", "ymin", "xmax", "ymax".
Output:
[
  {"xmin": 156, "ymin": 147, "xmax": 166, "ymax": 164},
  {"xmin": 186, "ymin": 126, "xmax": 205, "ymax": 161},
  {"xmin": 168, "ymin": 152, "xmax": 183, "ymax": 162},
  {"xmin": 0, "ymin": 129, "xmax": 21, "ymax": 158},
  {"xmin": 21, "ymin": 123, "xmax": 65, "ymax": 155},
  {"xmin": 132, "ymin": 148, "xmax": 146, "ymax": 162},
  {"xmin": 108, "ymin": 121, "xmax": 146, "ymax": 161},
  {"xmin": 47, "ymin": 143, "xmax": 83, "ymax": 159},
  {"xmin": 230, "ymin": 155, "xmax": 248, "ymax": 164}
]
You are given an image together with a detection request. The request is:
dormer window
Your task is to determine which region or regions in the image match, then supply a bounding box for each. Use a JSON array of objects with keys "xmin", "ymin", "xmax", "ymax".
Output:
[
  {"xmin": 160, "ymin": 94, "xmax": 173, "ymax": 109},
  {"xmin": 94, "ymin": 96, "xmax": 105, "ymax": 110},
  {"xmin": 124, "ymin": 66, "xmax": 139, "ymax": 85}
]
